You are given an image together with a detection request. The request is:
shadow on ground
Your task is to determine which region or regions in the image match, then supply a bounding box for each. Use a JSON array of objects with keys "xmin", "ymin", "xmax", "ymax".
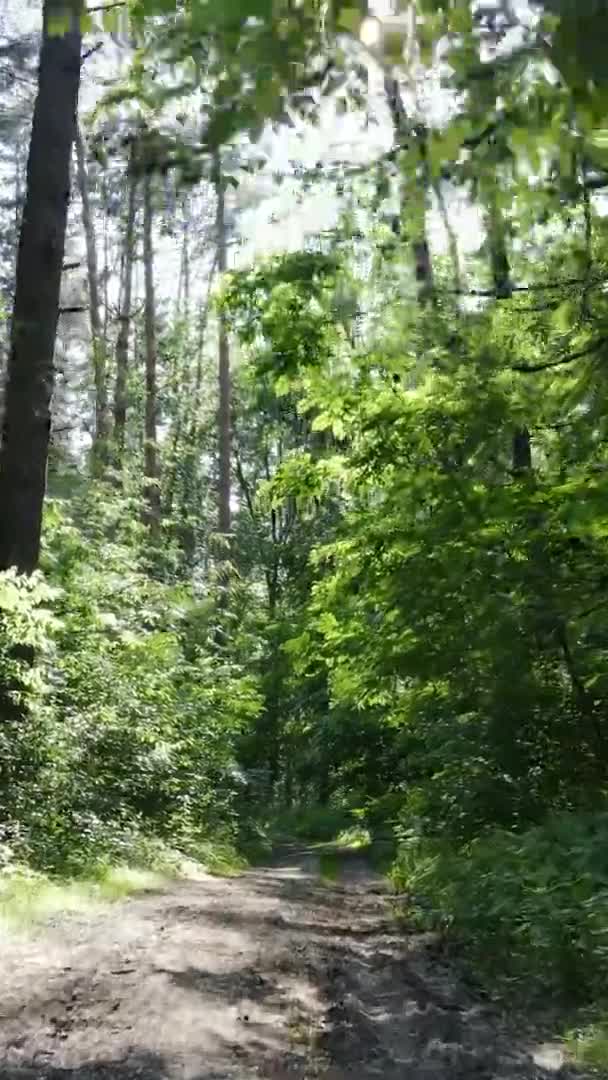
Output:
[{"xmin": 0, "ymin": 853, "xmax": 588, "ymax": 1080}]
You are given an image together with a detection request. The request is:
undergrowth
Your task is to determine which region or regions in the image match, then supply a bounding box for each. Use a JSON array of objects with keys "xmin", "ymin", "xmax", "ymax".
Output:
[
  {"xmin": 0, "ymin": 832, "xmax": 248, "ymax": 930},
  {"xmin": 390, "ymin": 811, "xmax": 608, "ymax": 1005},
  {"xmin": 565, "ymin": 1017, "xmax": 608, "ymax": 1074}
]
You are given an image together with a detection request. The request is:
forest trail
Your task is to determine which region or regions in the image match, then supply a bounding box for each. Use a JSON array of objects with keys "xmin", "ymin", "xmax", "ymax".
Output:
[{"xmin": 0, "ymin": 850, "xmax": 580, "ymax": 1080}]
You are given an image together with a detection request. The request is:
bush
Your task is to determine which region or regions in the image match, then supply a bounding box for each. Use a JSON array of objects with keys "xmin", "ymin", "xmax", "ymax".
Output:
[
  {"xmin": 391, "ymin": 812, "xmax": 608, "ymax": 1002},
  {"xmin": 0, "ymin": 497, "xmax": 262, "ymax": 876}
]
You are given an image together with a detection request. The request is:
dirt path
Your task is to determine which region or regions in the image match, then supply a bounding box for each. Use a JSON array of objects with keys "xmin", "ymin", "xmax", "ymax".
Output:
[{"xmin": 0, "ymin": 850, "xmax": 581, "ymax": 1079}]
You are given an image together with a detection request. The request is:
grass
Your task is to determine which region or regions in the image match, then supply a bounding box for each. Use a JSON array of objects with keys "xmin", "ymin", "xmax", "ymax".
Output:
[
  {"xmin": 0, "ymin": 836, "xmax": 249, "ymax": 932},
  {"xmin": 564, "ymin": 1017, "xmax": 608, "ymax": 1074},
  {"xmin": 0, "ymin": 865, "xmax": 167, "ymax": 931}
]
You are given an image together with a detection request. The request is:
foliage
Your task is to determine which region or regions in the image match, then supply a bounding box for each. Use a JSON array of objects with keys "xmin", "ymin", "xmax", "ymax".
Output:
[
  {"xmin": 0, "ymin": 863, "xmax": 168, "ymax": 930},
  {"xmin": 390, "ymin": 813, "xmax": 608, "ymax": 1003},
  {"xmin": 3, "ymin": 0, "xmax": 608, "ymax": 1031},
  {"xmin": 565, "ymin": 1016, "xmax": 608, "ymax": 1073},
  {"xmin": 0, "ymin": 487, "xmax": 261, "ymax": 875}
]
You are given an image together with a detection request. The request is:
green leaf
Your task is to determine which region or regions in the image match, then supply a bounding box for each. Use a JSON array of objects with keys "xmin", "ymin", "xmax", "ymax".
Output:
[
  {"xmin": 103, "ymin": 6, "xmax": 120, "ymax": 32},
  {"xmin": 589, "ymin": 129, "xmax": 608, "ymax": 150},
  {"xmin": 337, "ymin": 6, "xmax": 362, "ymax": 35}
]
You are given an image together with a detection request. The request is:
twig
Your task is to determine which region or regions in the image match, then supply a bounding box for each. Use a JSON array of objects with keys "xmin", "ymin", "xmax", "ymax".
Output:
[
  {"xmin": 81, "ymin": 43, "xmax": 104, "ymax": 63},
  {"xmin": 86, "ymin": 1, "xmax": 126, "ymax": 10},
  {"xmin": 575, "ymin": 599, "xmax": 608, "ymax": 621},
  {"xmin": 446, "ymin": 276, "xmax": 608, "ymax": 298},
  {"xmin": 234, "ymin": 449, "xmax": 258, "ymax": 524}
]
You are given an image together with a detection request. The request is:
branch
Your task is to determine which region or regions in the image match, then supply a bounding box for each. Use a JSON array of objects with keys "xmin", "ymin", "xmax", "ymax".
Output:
[
  {"xmin": 511, "ymin": 337, "xmax": 607, "ymax": 374},
  {"xmin": 234, "ymin": 449, "xmax": 258, "ymax": 524},
  {"xmin": 446, "ymin": 276, "xmax": 608, "ymax": 299},
  {"xmin": 583, "ymin": 174, "xmax": 608, "ymax": 191},
  {"xmin": 86, "ymin": 1, "xmax": 125, "ymax": 10},
  {"xmin": 59, "ymin": 305, "xmax": 87, "ymax": 315},
  {"xmin": 81, "ymin": 43, "xmax": 104, "ymax": 64},
  {"xmin": 575, "ymin": 598, "xmax": 608, "ymax": 621}
]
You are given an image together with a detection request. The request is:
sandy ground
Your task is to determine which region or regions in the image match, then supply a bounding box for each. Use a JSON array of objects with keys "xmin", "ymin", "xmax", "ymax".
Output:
[{"xmin": 0, "ymin": 849, "xmax": 585, "ymax": 1079}]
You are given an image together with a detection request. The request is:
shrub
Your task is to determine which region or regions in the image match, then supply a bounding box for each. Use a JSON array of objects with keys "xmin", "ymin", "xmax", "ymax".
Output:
[
  {"xmin": 0, "ymin": 498, "xmax": 262, "ymax": 876},
  {"xmin": 391, "ymin": 812, "xmax": 608, "ymax": 1002}
]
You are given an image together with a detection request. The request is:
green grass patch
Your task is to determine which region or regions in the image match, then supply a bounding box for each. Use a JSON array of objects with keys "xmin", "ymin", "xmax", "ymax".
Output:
[
  {"xmin": 0, "ymin": 865, "xmax": 167, "ymax": 931},
  {"xmin": 565, "ymin": 1018, "xmax": 608, "ymax": 1073},
  {"xmin": 0, "ymin": 834, "xmax": 249, "ymax": 932}
]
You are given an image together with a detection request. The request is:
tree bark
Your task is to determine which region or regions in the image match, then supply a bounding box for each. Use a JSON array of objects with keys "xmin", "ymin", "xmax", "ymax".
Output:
[
  {"xmin": 74, "ymin": 121, "xmax": 108, "ymax": 471},
  {"xmin": 0, "ymin": 0, "xmax": 82, "ymax": 574},
  {"xmin": 142, "ymin": 169, "xmax": 161, "ymax": 535},
  {"xmin": 215, "ymin": 152, "xmax": 231, "ymax": 539},
  {"xmin": 384, "ymin": 74, "xmax": 435, "ymax": 303},
  {"xmin": 177, "ymin": 194, "xmax": 191, "ymax": 317},
  {"xmin": 483, "ymin": 186, "xmax": 532, "ymax": 472},
  {"xmin": 113, "ymin": 154, "xmax": 137, "ymax": 460}
]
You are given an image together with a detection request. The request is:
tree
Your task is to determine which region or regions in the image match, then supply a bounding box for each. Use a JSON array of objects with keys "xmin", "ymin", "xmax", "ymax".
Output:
[
  {"xmin": 215, "ymin": 152, "xmax": 231, "ymax": 542},
  {"xmin": 0, "ymin": 0, "xmax": 83, "ymax": 574},
  {"xmin": 113, "ymin": 149, "xmax": 138, "ymax": 461},
  {"xmin": 75, "ymin": 121, "xmax": 109, "ymax": 471},
  {"xmin": 142, "ymin": 161, "xmax": 161, "ymax": 535}
]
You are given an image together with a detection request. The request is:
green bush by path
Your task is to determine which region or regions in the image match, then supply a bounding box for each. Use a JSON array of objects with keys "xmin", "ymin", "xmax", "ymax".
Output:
[
  {"xmin": 0, "ymin": 492, "xmax": 262, "ymax": 877},
  {"xmin": 391, "ymin": 812, "xmax": 608, "ymax": 1003}
]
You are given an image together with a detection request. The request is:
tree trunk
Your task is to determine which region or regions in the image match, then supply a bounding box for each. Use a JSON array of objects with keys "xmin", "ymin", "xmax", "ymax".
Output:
[
  {"xmin": 485, "ymin": 189, "xmax": 513, "ymax": 301},
  {"xmin": 513, "ymin": 426, "xmax": 532, "ymax": 473},
  {"xmin": 142, "ymin": 170, "xmax": 161, "ymax": 535},
  {"xmin": 177, "ymin": 194, "xmax": 191, "ymax": 317},
  {"xmin": 0, "ymin": 0, "xmax": 82, "ymax": 574},
  {"xmin": 113, "ymin": 155, "xmax": 137, "ymax": 461},
  {"xmin": 483, "ymin": 186, "xmax": 531, "ymax": 472},
  {"xmin": 74, "ymin": 121, "xmax": 108, "ymax": 471},
  {"xmin": 384, "ymin": 74, "xmax": 434, "ymax": 303},
  {"xmin": 215, "ymin": 153, "xmax": 231, "ymax": 539}
]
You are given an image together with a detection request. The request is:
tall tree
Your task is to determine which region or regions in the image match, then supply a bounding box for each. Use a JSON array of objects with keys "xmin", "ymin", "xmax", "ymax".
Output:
[
  {"xmin": 74, "ymin": 122, "xmax": 108, "ymax": 471},
  {"xmin": 215, "ymin": 152, "xmax": 231, "ymax": 540},
  {"xmin": 142, "ymin": 165, "xmax": 161, "ymax": 534},
  {"xmin": 383, "ymin": 67, "xmax": 434, "ymax": 299},
  {"xmin": 481, "ymin": 180, "xmax": 531, "ymax": 473},
  {"xmin": 113, "ymin": 151, "xmax": 137, "ymax": 461},
  {"xmin": 0, "ymin": 0, "xmax": 83, "ymax": 574}
]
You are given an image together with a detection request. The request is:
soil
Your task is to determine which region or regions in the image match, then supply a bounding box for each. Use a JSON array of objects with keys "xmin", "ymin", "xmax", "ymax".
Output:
[{"xmin": 0, "ymin": 848, "xmax": 585, "ymax": 1079}]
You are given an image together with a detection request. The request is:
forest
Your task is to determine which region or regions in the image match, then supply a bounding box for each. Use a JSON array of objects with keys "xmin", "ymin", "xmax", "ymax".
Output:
[{"xmin": 1, "ymin": 0, "xmax": 608, "ymax": 1064}]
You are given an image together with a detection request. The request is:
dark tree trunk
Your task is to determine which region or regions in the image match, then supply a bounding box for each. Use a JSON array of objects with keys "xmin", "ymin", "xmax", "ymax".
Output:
[
  {"xmin": 513, "ymin": 426, "xmax": 532, "ymax": 473},
  {"xmin": 483, "ymin": 188, "xmax": 532, "ymax": 472},
  {"xmin": 113, "ymin": 156, "xmax": 137, "ymax": 460},
  {"xmin": 177, "ymin": 195, "xmax": 191, "ymax": 317},
  {"xmin": 384, "ymin": 74, "xmax": 434, "ymax": 303},
  {"xmin": 486, "ymin": 191, "xmax": 513, "ymax": 301},
  {"xmin": 215, "ymin": 153, "xmax": 231, "ymax": 540},
  {"xmin": 0, "ymin": 0, "xmax": 82, "ymax": 574},
  {"xmin": 142, "ymin": 170, "xmax": 161, "ymax": 534},
  {"xmin": 75, "ymin": 121, "xmax": 108, "ymax": 471}
]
